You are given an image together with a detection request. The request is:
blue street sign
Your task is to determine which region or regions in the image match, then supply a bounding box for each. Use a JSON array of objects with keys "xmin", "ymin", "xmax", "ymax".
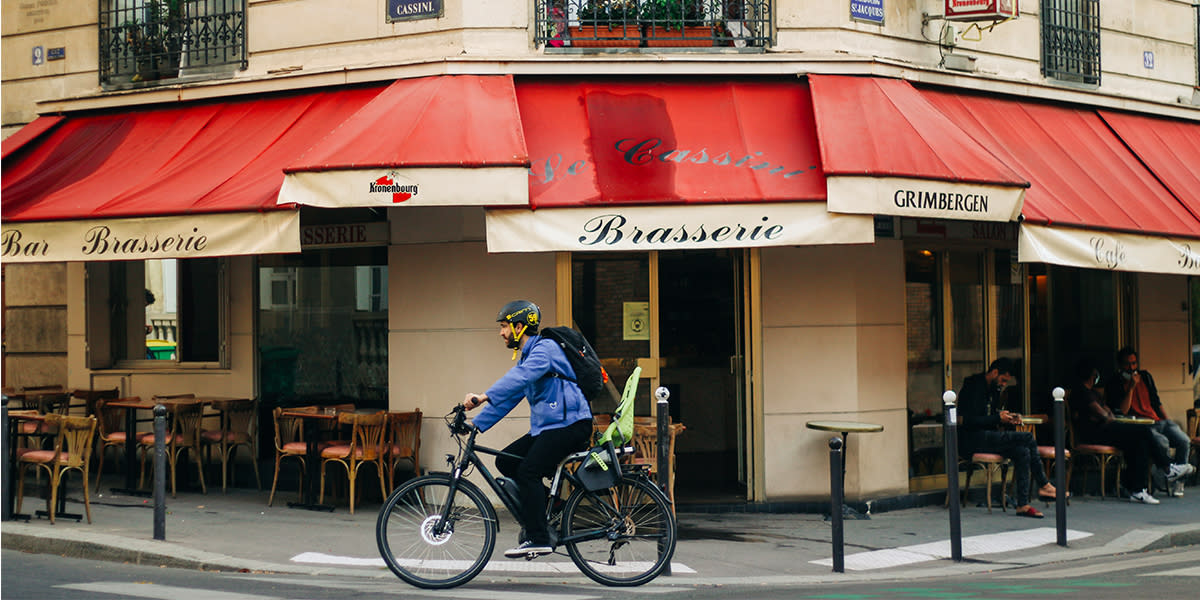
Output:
[
  {"xmin": 851, "ymin": 0, "xmax": 885, "ymax": 25},
  {"xmin": 32, "ymin": 46, "xmax": 44, "ymax": 66}
]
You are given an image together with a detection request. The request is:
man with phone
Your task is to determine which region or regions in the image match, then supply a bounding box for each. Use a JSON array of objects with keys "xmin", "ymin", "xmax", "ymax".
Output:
[{"xmin": 1105, "ymin": 346, "xmax": 1192, "ymax": 497}]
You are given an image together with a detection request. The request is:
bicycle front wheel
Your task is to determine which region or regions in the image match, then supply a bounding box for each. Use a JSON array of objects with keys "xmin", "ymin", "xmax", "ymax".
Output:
[
  {"xmin": 376, "ymin": 473, "xmax": 497, "ymax": 589},
  {"xmin": 562, "ymin": 474, "xmax": 677, "ymax": 587}
]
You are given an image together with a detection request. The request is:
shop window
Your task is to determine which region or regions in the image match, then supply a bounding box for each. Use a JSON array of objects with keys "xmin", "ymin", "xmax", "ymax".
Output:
[
  {"xmin": 1040, "ymin": 0, "xmax": 1101, "ymax": 86},
  {"xmin": 257, "ymin": 248, "xmax": 388, "ymax": 409},
  {"xmin": 99, "ymin": 0, "xmax": 247, "ymax": 88},
  {"xmin": 86, "ymin": 258, "xmax": 227, "ymax": 367}
]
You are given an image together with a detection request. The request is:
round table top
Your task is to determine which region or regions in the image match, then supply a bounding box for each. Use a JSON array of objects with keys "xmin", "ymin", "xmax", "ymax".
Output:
[
  {"xmin": 806, "ymin": 420, "xmax": 884, "ymax": 433},
  {"xmin": 1019, "ymin": 416, "xmax": 1044, "ymax": 425},
  {"xmin": 1113, "ymin": 415, "xmax": 1155, "ymax": 425}
]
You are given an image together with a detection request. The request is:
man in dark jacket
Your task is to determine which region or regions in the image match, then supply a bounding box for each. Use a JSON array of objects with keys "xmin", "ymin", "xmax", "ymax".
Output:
[
  {"xmin": 957, "ymin": 357, "xmax": 1058, "ymax": 518},
  {"xmin": 1104, "ymin": 346, "xmax": 1192, "ymax": 497}
]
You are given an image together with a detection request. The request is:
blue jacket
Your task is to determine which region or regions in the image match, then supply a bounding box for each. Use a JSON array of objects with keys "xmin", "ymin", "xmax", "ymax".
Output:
[{"xmin": 473, "ymin": 334, "xmax": 592, "ymax": 435}]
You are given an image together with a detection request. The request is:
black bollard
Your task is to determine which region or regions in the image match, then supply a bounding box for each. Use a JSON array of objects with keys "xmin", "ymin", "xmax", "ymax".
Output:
[
  {"xmin": 829, "ymin": 436, "xmax": 845, "ymax": 573},
  {"xmin": 1, "ymin": 395, "xmax": 10, "ymax": 521},
  {"xmin": 654, "ymin": 387, "xmax": 672, "ymax": 576},
  {"xmin": 943, "ymin": 391, "xmax": 962, "ymax": 562},
  {"xmin": 153, "ymin": 404, "xmax": 168, "ymax": 540},
  {"xmin": 1053, "ymin": 387, "xmax": 1067, "ymax": 547}
]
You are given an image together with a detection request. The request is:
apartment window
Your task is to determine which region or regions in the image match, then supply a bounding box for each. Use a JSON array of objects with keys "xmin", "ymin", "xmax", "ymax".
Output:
[
  {"xmin": 86, "ymin": 258, "xmax": 228, "ymax": 366},
  {"xmin": 1041, "ymin": 0, "xmax": 1101, "ymax": 85},
  {"xmin": 99, "ymin": 0, "xmax": 247, "ymax": 88}
]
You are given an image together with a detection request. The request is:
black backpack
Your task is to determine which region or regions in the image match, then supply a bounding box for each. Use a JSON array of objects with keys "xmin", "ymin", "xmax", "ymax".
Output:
[{"xmin": 539, "ymin": 326, "xmax": 609, "ymax": 403}]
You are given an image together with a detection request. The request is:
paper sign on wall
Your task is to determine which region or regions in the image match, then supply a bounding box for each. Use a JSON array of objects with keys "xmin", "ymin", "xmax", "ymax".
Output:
[{"xmin": 624, "ymin": 302, "xmax": 650, "ymax": 341}]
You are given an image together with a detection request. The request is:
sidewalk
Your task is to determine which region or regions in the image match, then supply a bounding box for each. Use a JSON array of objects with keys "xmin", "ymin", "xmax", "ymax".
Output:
[{"xmin": 3, "ymin": 477, "xmax": 1199, "ymax": 586}]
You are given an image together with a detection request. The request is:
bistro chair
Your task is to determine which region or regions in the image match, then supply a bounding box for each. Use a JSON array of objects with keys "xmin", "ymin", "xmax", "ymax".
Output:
[
  {"xmin": 268, "ymin": 406, "xmax": 313, "ymax": 507},
  {"xmin": 139, "ymin": 400, "xmax": 207, "ymax": 497},
  {"xmin": 1065, "ymin": 407, "xmax": 1122, "ymax": 499},
  {"xmin": 384, "ymin": 410, "xmax": 422, "ymax": 492},
  {"xmin": 16, "ymin": 414, "xmax": 98, "ymax": 524},
  {"xmin": 92, "ymin": 397, "xmax": 145, "ymax": 492},
  {"xmin": 319, "ymin": 410, "xmax": 387, "ymax": 514},
  {"xmin": 201, "ymin": 398, "xmax": 261, "ymax": 493},
  {"xmin": 945, "ymin": 453, "xmax": 1011, "ymax": 514},
  {"xmin": 631, "ymin": 421, "xmax": 686, "ymax": 507},
  {"xmin": 1016, "ymin": 413, "xmax": 1071, "ymax": 505}
]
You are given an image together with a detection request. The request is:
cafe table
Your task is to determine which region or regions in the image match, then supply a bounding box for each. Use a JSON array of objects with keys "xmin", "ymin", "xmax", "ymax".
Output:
[
  {"xmin": 806, "ymin": 420, "xmax": 885, "ymax": 519},
  {"xmin": 106, "ymin": 396, "xmax": 218, "ymax": 496},
  {"xmin": 1112, "ymin": 415, "xmax": 1155, "ymax": 425},
  {"xmin": 279, "ymin": 406, "xmax": 342, "ymax": 512}
]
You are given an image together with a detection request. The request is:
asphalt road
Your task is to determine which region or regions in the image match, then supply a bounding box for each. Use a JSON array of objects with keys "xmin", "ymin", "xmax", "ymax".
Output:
[{"xmin": 2, "ymin": 545, "xmax": 1197, "ymax": 599}]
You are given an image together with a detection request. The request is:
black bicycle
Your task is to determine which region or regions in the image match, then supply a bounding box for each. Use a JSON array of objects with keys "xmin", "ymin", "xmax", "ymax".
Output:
[{"xmin": 375, "ymin": 405, "xmax": 676, "ymax": 589}]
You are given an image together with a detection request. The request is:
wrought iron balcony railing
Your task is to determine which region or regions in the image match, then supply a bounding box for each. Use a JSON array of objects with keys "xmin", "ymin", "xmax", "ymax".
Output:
[
  {"xmin": 535, "ymin": 0, "xmax": 772, "ymax": 49},
  {"xmin": 99, "ymin": 0, "xmax": 247, "ymax": 88}
]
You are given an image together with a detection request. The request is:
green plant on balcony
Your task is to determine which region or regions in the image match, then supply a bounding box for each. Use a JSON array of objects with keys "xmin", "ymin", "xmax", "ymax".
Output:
[
  {"xmin": 579, "ymin": 0, "xmax": 637, "ymax": 28},
  {"xmin": 638, "ymin": 0, "xmax": 704, "ymax": 32}
]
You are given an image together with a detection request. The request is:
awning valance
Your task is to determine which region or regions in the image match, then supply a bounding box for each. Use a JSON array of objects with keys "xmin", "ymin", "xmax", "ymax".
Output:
[
  {"xmin": 1019, "ymin": 223, "xmax": 1200, "ymax": 276},
  {"xmin": 808, "ymin": 75, "xmax": 1028, "ymax": 222},
  {"xmin": 278, "ymin": 75, "xmax": 529, "ymax": 208}
]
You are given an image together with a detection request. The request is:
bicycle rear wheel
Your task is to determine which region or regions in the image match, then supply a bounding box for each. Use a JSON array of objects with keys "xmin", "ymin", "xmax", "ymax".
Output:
[
  {"xmin": 562, "ymin": 474, "xmax": 676, "ymax": 586},
  {"xmin": 376, "ymin": 474, "xmax": 497, "ymax": 589}
]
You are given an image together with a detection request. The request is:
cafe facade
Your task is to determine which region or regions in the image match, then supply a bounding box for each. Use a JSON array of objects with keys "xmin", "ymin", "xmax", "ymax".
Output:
[{"xmin": 3, "ymin": 2, "xmax": 1199, "ymax": 507}]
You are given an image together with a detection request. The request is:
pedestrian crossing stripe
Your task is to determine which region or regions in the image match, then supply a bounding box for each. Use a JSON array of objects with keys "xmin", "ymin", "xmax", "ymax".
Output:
[{"xmin": 810, "ymin": 527, "xmax": 1092, "ymax": 571}]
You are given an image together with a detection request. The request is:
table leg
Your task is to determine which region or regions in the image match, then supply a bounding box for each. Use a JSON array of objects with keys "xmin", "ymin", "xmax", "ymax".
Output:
[
  {"xmin": 838, "ymin": 431, "xmax": 870, "ymax": 521},
  {"xmin": 288, "ymin": 419, "xmax": 333, "ymax": 512},
  {"xmin": 35, "ymin": 471, "xmax": 83, "ymax": 522},
  {"xmin": 112, "ymin": 406, "xmax": 150, "ymax": 497}
]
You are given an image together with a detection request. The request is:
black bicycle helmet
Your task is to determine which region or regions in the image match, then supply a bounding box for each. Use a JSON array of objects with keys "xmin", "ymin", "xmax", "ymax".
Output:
[{"xmin": 496, "ymin": 300, "xmax": 541, "ymax": 331}]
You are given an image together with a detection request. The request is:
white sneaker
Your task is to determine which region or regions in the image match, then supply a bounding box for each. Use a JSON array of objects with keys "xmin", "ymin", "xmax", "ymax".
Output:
[
  {"xmin": 1130, "ymin": 489, "xmax": 1160, "ymax": 504},
  {"xmin": 1171, "ymin": 480, "xmax": 1185, "ymax": 497},
  {"xmin": 504, "ymin": 540, "xmax": 553, "ymax": 559},
  {"xmin": 1166, "ymin": 463, "xmax": 1196, "ymax": 482}
]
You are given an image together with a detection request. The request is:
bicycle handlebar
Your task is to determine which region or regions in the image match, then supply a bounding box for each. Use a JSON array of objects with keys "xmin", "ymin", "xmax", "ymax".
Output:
[{"xmin": 447, "ymin": 404, "xmax": 474, "ymax": 436}]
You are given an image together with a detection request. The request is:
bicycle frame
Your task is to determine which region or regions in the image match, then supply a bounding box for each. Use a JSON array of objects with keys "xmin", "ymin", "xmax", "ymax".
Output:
[{"xmin": 433, "ymin": 423, "xmax": 641, "ymax": 548}]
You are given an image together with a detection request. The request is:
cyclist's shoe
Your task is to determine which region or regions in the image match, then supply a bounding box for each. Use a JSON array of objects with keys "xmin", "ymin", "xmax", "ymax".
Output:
[{"xmin": 504, "ymin": 540, "xmax": 553, "ymax": 559}]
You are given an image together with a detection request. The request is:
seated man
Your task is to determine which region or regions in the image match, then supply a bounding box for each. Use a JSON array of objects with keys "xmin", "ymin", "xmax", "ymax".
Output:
[
  {"xmin": 1074, "ymin": 360, "xmax": 1194, "ymax": 504},
  {"xmin": 957, "ymin": 358, "xmax": 1058, "ymax": 518},
  {"xmin": 1104, "ymin": 347, "xmax": 1192, "ymax": 497}
]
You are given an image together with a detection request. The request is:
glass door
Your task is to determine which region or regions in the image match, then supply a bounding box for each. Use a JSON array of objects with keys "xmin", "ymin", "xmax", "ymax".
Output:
[{"xmin": 905, "ymin": 247, "xmax": 1024, "ymax": 490}]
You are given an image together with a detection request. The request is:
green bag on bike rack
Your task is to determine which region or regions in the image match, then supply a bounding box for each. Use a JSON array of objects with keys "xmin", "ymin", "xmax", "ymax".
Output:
[{"xmin": 577, "ymin": 441, "xmax": 622, "ymax": 491}]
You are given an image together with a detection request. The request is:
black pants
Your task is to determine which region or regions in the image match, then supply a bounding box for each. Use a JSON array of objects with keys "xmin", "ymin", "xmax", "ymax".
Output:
[
  {"xmin": 496, "ymin": 419, "xmax": 592, "ymax": 545},
  {"xmin": 962, "ymin": 431, "xmax": 1049, "ymax": 506},
  {"xmin": 1085, "ymin": 422, "xmax": 1173, "ymax": 491}
]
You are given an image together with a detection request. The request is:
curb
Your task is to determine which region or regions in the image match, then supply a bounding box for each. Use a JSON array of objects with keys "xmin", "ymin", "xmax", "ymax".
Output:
[{"xmin": 4, "ymin": 521, "xmax": 1198, "ymax": 585}]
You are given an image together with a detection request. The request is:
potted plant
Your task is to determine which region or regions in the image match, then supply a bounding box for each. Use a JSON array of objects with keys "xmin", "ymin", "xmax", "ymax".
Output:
[
  {"xmin": 571, "ymin": 1, "xmax": 639, "ymax": 47},
  {"xmin": 133, "ymin": 0, "xmax": 184, "ymax": 82},
  {"xmin": 639, "ymin": 0, "xmax": 709, "ymax": 46}
]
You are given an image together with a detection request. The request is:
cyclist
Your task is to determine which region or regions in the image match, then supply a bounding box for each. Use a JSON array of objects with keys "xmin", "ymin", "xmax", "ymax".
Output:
[{"xmin": 463, "ymin": 300, "xmax": 593, "ymax": 559}]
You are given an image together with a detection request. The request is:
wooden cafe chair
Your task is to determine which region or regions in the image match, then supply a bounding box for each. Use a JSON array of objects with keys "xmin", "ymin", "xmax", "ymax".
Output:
[
  {"xmin": 201, "ymin": 398, "xmax": 261, "ymax": 492},
  {"xmin": 631, "ymin": 421, "xmax": 686, "ymax": 507},
  {"xmin": 138, "ymin": 400, "xmax": 207, "ymax": 497},
  {"xmin": 92, "ymin": 396, "xmax": 147, "ymax": 492},
  {"xmin": 319, "ymin": 410, "xmax": 387, "ymax": 514},
  {"xmin": 267, "ymin": 405, "xmax": 313, "ymax": 507},
  {"xmin": 384, "ymin": 409, "xmax": 422, "ymax": 492},
  {"xmin": 1016, "ymin": 413, "xmax": 1071, "ymax": 505},
  {"xmin": 16, "ymin": 414, "xmax": 98, "ymax": 524}
]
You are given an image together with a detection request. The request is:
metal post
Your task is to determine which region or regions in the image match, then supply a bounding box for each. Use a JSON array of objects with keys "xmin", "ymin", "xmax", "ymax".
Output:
[
  {"xmin": 943, "ymin": 390, "xmax": 962, "ymax": 562},
  {"xmin": 153, "ymin": 404, "xmax": 168, "ymax": 540},
  {"xmin": 654, "ymin": 386, "xmax": 672, "ymax": 576},
  {"xmin": 2, "ymin": 395, "xmax": 10, "ymax": 521},
  {"xmin": 1053, "ymin": 387, "xmax": 1067, "ymax": 547},
  {"xmin": 829, "ymin": 436, "xmax": 845, "ymax": 573}
]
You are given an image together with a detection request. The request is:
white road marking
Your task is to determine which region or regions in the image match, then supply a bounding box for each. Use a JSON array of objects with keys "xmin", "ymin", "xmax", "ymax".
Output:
[
  {"xmin": 1143, "ymin": 566, "xmax": 1200, "ymax": 577},
  {"xmin": 1003, "ymin": 547, "xmax": 1200, "ymax": 579},
  {"xmin": 810, "ymin": 527, "xmax": 1093, "ymax": 571},
  {"xmin": 57, "ymin": 582, "xmax": 285, "ymax": 600},
  {"xmin": 291, "ymin": 551, "xmax": 695, "ymax": 574}
]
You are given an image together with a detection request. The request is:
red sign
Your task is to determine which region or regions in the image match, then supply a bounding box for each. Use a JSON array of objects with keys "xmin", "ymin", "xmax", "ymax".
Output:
[{"xmin": 944, "ymin": 0, "xmax": 1017, "ymax": 22}]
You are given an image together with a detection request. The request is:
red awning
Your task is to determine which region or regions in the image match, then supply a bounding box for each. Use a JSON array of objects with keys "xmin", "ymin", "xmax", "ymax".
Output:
[
  {"xmin": 279, "ymin": 75, "xmax": 529, "ymax": 208},
  {"xmin": 920, "ymin": 89, "xmax": 1200, "ymax": 239},
  {"xmin": 1098, "ymin": 110, "xmax": 1200, "ymax": 222},
  {"xmin": 3, "ymin": 86, "xmax": 384, "ymax": 222},
  {"xmin": 807, "ymin": 75, "xmax": 1028, "ymax": 222},
  {"xmin": 516, "ymin": 78, "xmax": 828, "ymax": 208},
  {"xmin": 1, "ymin": 115, "xmax": 64, "ymax": 159}
]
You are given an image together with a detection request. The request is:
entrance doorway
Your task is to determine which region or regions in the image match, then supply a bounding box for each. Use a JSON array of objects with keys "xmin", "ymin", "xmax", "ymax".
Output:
[{"xmin": 570, "ymin": 250, "xmax": 748, "ymax": 504}]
